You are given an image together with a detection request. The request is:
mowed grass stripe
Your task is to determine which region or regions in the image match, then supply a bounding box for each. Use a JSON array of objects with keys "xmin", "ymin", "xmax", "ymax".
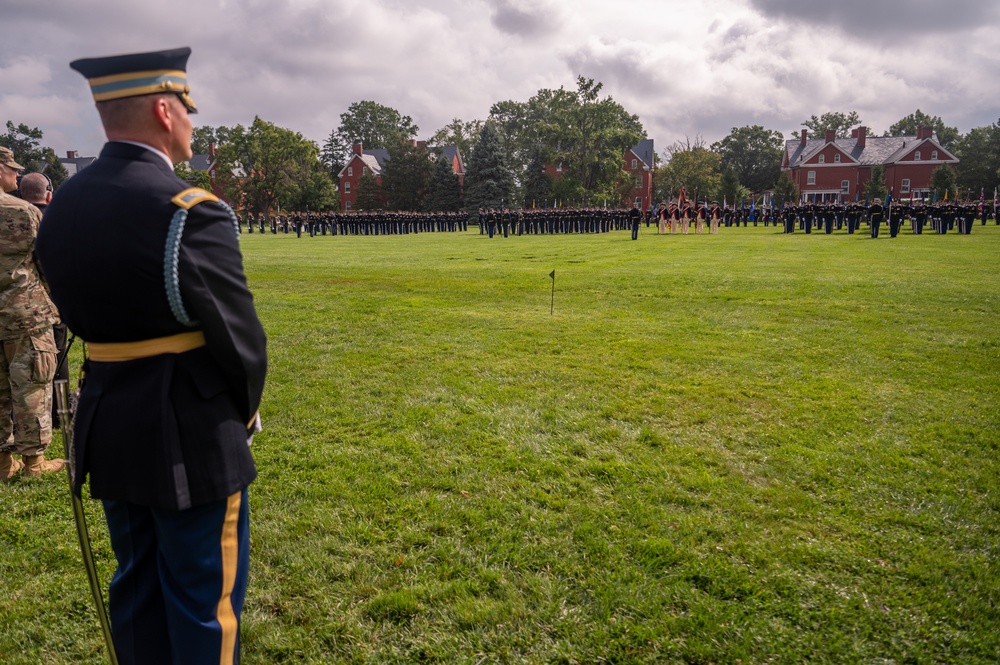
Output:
[{"xmin": 2, "ymin": 223, "xmax": 997, "ymax": 663}]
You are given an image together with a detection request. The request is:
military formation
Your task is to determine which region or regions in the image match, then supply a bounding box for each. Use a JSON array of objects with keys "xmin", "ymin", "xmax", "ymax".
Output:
[
  {"xmin": 238, "ymin": 210, "xmax": 469, "ymax": 236},
  {"xmin": 730, "ymin": 201, "xmax": 991, "ymax": 237},
  {"xmin": 477, "ymin": 206, "xmax": 641, "ymax": 237},
  {"xmin": 233, "ymin": 201, "xmax": 995, "ymax": 240}
]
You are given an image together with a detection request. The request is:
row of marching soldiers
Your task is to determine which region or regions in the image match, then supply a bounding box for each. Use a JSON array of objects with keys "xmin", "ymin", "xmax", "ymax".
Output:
[
  {"xmin": 236, "ymin": 210, "xmax": 469, "ymax": 236},
  {"xmin": 654, "ymin": 201, "xmax": 995, "ymax": 237},
  {"xmin": 477, "ymin": 207, "xmax": 639, "ymax": 237}
]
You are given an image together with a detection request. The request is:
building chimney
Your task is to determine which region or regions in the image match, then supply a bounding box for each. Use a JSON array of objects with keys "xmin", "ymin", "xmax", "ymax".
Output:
[
  {"xmin": 209, "ymin": 142, "xmax": 217, "ymax": 159},
  {"xmin": 352, "ymin": 142, "xmax": 363, "ymax": 156},
  {"xmin": 916, "ymin": 125, "xmax": 933, "ymax": 140},
  {"xmin": 856, "ymin": 126, "xmax": 867, "ymax": 149},
  {"xmin": 67, "ymin": 150, "xmax": 77, "ymax": 159},
  {"xmin": 800, "ymin": 129, "xmax": 808, "ymax": 146},
  {"xmin": 825, "ymin": 129, "xmax": 836, "ymax": 143}
]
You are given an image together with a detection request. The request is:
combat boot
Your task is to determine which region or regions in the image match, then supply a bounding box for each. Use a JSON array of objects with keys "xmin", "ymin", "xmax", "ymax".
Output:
[
  {"xmin": 1, "ymin": 451, "xmax": 24, "ymax": 482},
  {"xmin": 21, "ymin": 454, "xmax": 65, "ymax": 479}
]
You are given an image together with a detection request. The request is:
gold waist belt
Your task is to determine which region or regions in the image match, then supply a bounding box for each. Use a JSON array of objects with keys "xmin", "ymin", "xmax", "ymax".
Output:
[{"xmin": 88, "ymin": 331, "xmax": 206, "ymax": 362}]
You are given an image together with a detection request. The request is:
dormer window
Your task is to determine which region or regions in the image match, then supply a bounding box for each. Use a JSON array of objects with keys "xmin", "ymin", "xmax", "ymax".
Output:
[
  {"xmin": 931, "ymin": 150, "xmax": 938, "ymax": 160},
  {"xmin": 818, "ymin": 155, "xmax": 825, "ymax": 164},
  {"xmin": 914, "ymin": 151, "xmax": 921, "ymax": 161},
  {"xmin": 834, "ymin": 154, "xmax": 841, "ymax": 163}
]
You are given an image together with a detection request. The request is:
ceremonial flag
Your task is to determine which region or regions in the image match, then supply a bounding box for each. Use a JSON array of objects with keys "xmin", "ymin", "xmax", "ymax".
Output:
[
  {"xmin": 885, "ymin": 188, "xmax": 892, "ymax": 207},
  {"xmin": 979, "ymin": 187, "xmax": 984, "ymax": 213}
]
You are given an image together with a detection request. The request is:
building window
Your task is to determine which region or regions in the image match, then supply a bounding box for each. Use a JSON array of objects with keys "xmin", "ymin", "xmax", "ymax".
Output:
[
  {"xmin": 348, "ymin": 167, "xmax": 353, "ymax": 176},
  {"xmin": 807, "ymin": 171, "xmax": 816, "ymax": 185},
  {"xmin": 556, "ymin": 163, "xmax": 562, "ymax": 172},
  {"xmin": 818, "ymin": 155, "xmax": 825, "ymax": 164},
  {"xmin": 344, "ymin": 182, "xmax": 351, "ymax": 193},
  {"xmin": 931, "ymin": 150, "xmax": 938, "ymax": 160},
  {"xmin": 345, "ymin": 200, "xmax": 351, "ymax": 210},
  {"xmin": 901, "ymin": 179, "xmax": 910, "ymax": 194},
  {"xmin": 363, "ymin": 167, "xmax": 368, "ymax": 175},
  {"xmin": 635, "ymin": 197, "xmax": 642, "ymax": 208},
  {"xmin": 841, "ymin": 180, "xmax": 850, "ymax": 193},
  {"xmin": 631, "ymin": 158, "xmax": 638, "ymax": 169},
  {"xmin": 635, "ymin": 176, "xmax": 642, "ymax": 187},
  {"xmin": 914, "ymin": 151, "xmax": 921, "ymax": 161},
  {"xmin": 834, "ymin": 154, "xmax": 841, "ymax": 163}
]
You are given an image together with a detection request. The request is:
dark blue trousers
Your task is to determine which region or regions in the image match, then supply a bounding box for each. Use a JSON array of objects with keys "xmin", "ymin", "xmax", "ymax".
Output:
[{"xmin": 102, "ymin": 489, "xmax": 250, "ymax": 665}]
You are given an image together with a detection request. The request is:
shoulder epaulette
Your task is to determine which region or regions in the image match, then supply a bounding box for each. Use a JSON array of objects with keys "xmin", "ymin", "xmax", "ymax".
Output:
[{"xmin": 172, "ymin": 187, "xmax": 219, "ymax": 210}]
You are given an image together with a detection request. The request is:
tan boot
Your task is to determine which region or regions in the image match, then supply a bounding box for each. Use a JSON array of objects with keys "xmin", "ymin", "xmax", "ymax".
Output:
[
  {"xmin": 21, "ymin": 454, "xmax": 65, "ymax": 479},
  {"xmin": 1, "ymin": 451, "xmax": 24, "ymax": 482}
]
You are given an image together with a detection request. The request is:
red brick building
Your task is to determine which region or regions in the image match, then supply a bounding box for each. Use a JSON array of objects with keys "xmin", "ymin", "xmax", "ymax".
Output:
[
  {"xmin": 782, "ymin": 126, "xmax": 958, "ymax": 203},
  {"xmin": 336, "ymin": 141, "xmax": 465, "ymax": 211},
  {"xmin": 337, "ymin": 142, "xmax": 391, "ymax": 211},
  {"xmin": 623, "ymin": 139, "xmax": 654, "ymax": 211}
]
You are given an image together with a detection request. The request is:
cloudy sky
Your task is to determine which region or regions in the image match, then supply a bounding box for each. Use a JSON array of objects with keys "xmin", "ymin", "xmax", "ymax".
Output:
[{"xmin": 3, "ymin": 0, "xmax": 998, "ymax": 159}]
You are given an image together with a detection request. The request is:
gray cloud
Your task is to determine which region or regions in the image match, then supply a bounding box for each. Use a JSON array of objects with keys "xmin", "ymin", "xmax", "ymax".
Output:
[
  {"xmin": 1, "ymin": 0, "xmax": 998, "ymax": 160},
  {"xmin": 486, "ymin": 0, "xmax": 561, "ymax": 37},
  {"xmin": 746, "ymin": 0, "xmax": 1000, "ymax": 38}
]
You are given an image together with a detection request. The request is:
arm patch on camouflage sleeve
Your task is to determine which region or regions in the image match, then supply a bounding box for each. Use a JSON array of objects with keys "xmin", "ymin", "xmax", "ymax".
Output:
[{"xmin": 171, "ymin": 187, "xmax": 219, "ymax": 210}]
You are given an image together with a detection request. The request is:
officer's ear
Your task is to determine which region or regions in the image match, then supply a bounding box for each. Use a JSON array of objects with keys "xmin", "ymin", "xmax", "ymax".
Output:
[{"xmin": 152, "ymin": 95, "xmax": 177, "ymax": 133}]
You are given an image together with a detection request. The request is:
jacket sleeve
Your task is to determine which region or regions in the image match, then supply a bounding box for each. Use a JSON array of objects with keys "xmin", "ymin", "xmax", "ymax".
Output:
[{"xmin": 177, "ymin": 201, "xmax": 267, "ymax": 424}]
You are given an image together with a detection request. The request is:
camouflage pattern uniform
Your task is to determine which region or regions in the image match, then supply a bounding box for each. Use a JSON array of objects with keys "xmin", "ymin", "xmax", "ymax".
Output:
[{"xmin": 0, "ymin": 191, "xmax": 59, "ymax": 456}]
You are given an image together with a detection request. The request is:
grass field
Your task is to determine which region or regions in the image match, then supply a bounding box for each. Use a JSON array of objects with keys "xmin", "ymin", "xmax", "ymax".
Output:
[{"xmin": 3, "ymin": 221, "xmax": 999, "ymax": 664}]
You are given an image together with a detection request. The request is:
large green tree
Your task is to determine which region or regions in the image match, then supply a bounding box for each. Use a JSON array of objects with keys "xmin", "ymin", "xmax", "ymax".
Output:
[
  {"xmin": 521, "ymin": 144, "xmax": 552, "ymax": 209},
  {"xmin": 654, "ymin": 137, "xmax": 722, "ymax": 204},
  {"xmin": 173, "ymin": 161, "xmax": 212, "ymax": 190},
  {"xmin": 190, "ymin": 125, "xmax": 235, "ymax": 154},
  {"xmin": 215, "ymin": 117, "xmax": 334, "ymax": 216},
  {"xmin": 718, "ymin": 169, "xmax": 742, "ymax": 208},
  {"xmin": 486, "ymin": 98, "xmax": 541, "ymax": 187},
  {"xmin": 427, "ymin": 118, "xmax": 483, "ymax": 163},
  {"xmin": 886, "ymin": 110, "xmax": 960, "ymax": 150},
  {"xmin": 424, "ymin": 152, "xmax": 463, "ymax": 212},
  {"xmin": 355, "ymin": 170, "xmax": 385, "ymax": 211},
  {"xmin": 321, "ymin": 101, "xmax": 418, "ymax": 177},
  {"xmin": 488, "ymin": 77, "xmax": 645, "ymax": 204},
  {"xmin": 930, "ymin": 165, "xmax": 958, "ymax": 202},
  {"xmin": 541, "ymin": 77, "xmax": 645, "ymax": 203},
  {"xmin": 711, "ymin": 125, "xmax": 784, "ymax": 193},
  {"xmin": 772, "ymin": 171, "xmax": 799, "ymax": 208},
  {"xmin": 801, "ymin": 111, "xmax": 862, "ymax": 139},
  {"xmin": 864, "ymin": 164, "xmax": 887, "ymax": 202},
  {"xmin": 954, "ymin": 120, "xmax": 1000, "ymax": 197},
  {"xmin": 464, "ymin": 123, "xmax": 515, "ymax": 217},
  {"xmin": 381, "ymin": 139, "xmax": 433, "ymax": 211},
  {"xmin": 0, "ymin": 121, "xmax": 70, "ymax": 189}
]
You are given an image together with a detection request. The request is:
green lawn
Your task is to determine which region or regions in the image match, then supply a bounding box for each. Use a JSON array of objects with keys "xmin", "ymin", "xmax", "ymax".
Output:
[{"xmin": 3, "ymin": 222, "xmax": 999, "ymax": 664}]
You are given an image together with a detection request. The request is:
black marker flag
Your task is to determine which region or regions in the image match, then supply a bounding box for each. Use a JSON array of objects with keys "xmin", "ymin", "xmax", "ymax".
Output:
[{"xmin": 549, "ymin": 270, "xmax": 556, "ymax": 315}]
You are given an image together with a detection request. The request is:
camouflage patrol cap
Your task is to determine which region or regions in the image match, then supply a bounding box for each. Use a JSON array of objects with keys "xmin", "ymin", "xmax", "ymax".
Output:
[{"xmin": 0, "ymin": 146, "xmax": 24, "ymax": 170}]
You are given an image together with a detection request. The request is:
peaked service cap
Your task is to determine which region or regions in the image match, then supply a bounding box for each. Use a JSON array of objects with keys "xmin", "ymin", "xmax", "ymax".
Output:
[{"xmin": 70, "ymin": 47, "xmax": 197, "ymax": 113}]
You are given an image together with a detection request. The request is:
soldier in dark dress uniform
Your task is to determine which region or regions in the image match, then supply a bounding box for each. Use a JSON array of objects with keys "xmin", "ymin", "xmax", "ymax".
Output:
[
  {"xmin": 36, "ymin": 48, "xmax": 267, "ymax": 665},
  {"xmin": 868, "ymin": 199, "xmax": 884, "ymax": 238}
]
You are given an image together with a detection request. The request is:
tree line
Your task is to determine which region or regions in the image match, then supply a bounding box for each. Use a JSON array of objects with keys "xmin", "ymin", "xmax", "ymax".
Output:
[{"xmin": 5, "ymin": 92, "xmax": 999, "ymax": 214}]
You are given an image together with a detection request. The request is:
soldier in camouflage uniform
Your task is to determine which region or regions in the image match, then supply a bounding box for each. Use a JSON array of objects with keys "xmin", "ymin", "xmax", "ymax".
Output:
[{"xmin": 0, "ymin": 146, "xmax": 63, "ymax": 481}]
